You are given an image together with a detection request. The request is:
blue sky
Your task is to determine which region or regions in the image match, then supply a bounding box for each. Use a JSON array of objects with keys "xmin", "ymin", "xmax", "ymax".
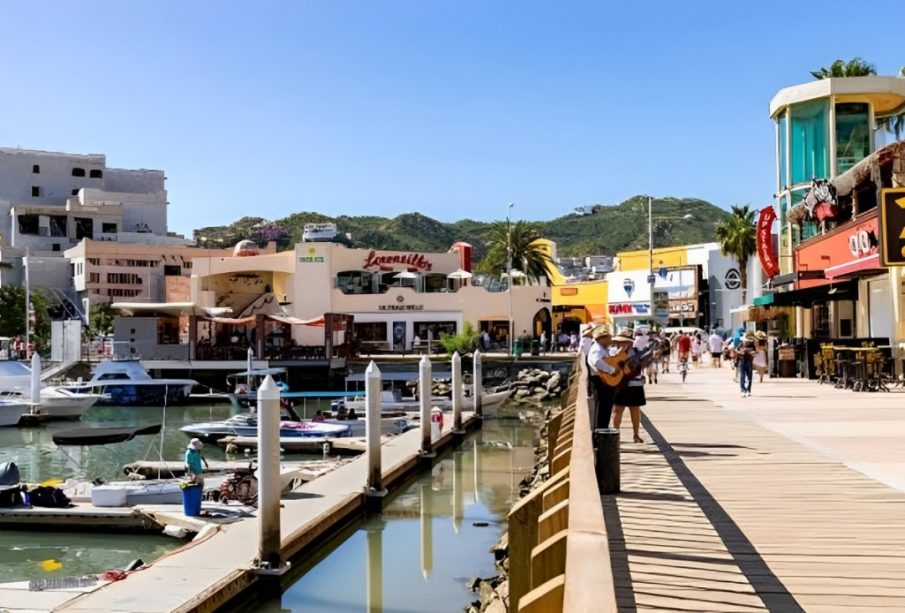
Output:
[{"xmin": 2, "ymin": 1, "xmax": 904, "ymax": 237}]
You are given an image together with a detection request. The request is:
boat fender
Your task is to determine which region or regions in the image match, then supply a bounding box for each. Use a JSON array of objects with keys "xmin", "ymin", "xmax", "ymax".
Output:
[
  {"xmin": 322, "ymin": 441, "xmax": 333, "ymax": 456},
  {"xmin": 162, "ymin": 525, "xmax": 188, "ymax": 539}
]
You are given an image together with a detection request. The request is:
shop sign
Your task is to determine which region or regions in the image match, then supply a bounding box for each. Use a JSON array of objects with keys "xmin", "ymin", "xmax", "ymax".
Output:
[
  {"xmin": 608, "ymin": 302, "xmax": 650, "ymax": 315},
  {"xmin": 799, "ymin": 213, "xmax": 880, "ymax": 283},
  {"xmin": 879, "ymin": 188, "xmax": 905, "ymax": 266},
  {"xmin": 757, "ymin": 206, "xmax": 780, "ymax": 278},
  {"xmin": 378, "ymin": 304, "xmax": 424, "ymax": 311},
  {"xmin": 298, "ymin": 247, "xmax": 325, "ymax": 263},
  {"xmin": 847, "ymin": 227, "xmax": 878, "ymax": 257},
  {"xmin": 560, "ymin": 287, "xmax": 578, "ymax": 296},
  {"xmin": 668, "ymin": 301, "xmax": 697, "ymax": 313},
  {"xmin": 724, "ymin": 269, "xmax": 741, "ymax": 290},
  {"xmin": 363, "ymin": 251, "xmax": 433, "ymax": 271},
  {"xmin": 623, "ymin": 278, "xmax": 635, "ymax": 297}
]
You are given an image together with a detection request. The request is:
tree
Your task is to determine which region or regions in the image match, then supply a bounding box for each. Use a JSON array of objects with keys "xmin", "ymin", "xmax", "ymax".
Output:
[
  {"xmin": 0, "ymin": 286, "xmax": 51, "ymax": 348},
  {"xmin": 438, "ymin": 321, "xmax": 480, "ymax": 356},
  {"xmin": 88, "ymin": 300, "xmax": 117, "ymax": 338},
  {"xmin": 475, "ymin": 220, "xmax": 554, "ymax": 283},
  {"xmin": 715, "ymin": 205, "xmax": 757, "ymax": 302},
  {"xmin": 810, "ymin": 57, "xmax": 876, "ymax": 80}
]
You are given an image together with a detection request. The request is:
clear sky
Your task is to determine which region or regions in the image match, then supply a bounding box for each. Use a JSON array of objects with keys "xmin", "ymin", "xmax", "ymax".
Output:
[{"xmin": 2, "ymin": 1, "xmax": 903, "ymax": 237}]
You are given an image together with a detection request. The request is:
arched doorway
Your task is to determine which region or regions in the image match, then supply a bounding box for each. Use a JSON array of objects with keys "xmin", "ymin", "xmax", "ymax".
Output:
[{"xmin": 532, "ymin": 308, "xmax": 552, "ymax": 352}]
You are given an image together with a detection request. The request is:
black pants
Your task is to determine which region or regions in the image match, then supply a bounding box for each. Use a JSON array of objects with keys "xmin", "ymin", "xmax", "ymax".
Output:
[{"xmin": 590, "ymin": 375, "xmax": 616, "ymax": 430}]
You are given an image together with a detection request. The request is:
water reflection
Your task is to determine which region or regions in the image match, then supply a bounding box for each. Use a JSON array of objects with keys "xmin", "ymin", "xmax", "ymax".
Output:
[{"xmin": 245, "ymin": 412, "xmax": 538, "ymax": 612}]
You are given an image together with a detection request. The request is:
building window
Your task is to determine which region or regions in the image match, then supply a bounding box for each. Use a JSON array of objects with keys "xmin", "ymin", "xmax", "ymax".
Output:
[
  {"xmin": 17, "ymin": 215, "xmax": 39, "ymax": 235},
  {"xmin": 102, "ymin": 222, "xmax": 117, "ymax": 234},
  {"xmin": 89, "ymin": 169, "xmax": 103, "ymax": 179},
  {"xmin": 31, "ymin": 186, "xmax": 41, "ymax": 197},
  {"xmin": 354, "ymin": 322, "xmax": 388, "ymax": 343},
  {"xmin": 163, "ymin": 265, "xmax": 182, "ymax": 276},
  {"xmin": 71, "ymin": 188, "xmax": 79, "ymax": 196},
  {"xmin": 32, "ymin": 164, "xmax": 40, "ymax": 174},
  {"xmin": 72, "ymin": 168, "xmax": 86, "ymax": 177},
  {"xmin": 52, "ymin": 244, "xmax": 61, "ymax": 252},
  {"xmin": 74, "ymin": 217, "xmax": 94, "ymax": 240},
  {"xmin": 835, "ymin": 103, "xmax": 870, "ymax": 175},
  {"xmin": 88, "ymin": 272, "xmax": 100, "ymax": 283},
  {"xmin": 790, "ymin": 99, "xmax": 829, "ymax": 185},
  {"xmin": 50, "ymin": 216, "xmax": 67, "ymax": 237}
]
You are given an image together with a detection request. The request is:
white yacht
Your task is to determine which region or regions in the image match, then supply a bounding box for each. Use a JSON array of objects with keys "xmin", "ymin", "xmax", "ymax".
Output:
[
  {"xmin": 66, "ymin": 359, "xmax": 198, "ymax": 407},
  {"xmin": 302, "ymin": 222, "xmax": 338, "ymax": 242},
  {"xmin": 0, "ymin": 360, "xmax": 101, "ymax": 420},
  {"xmin": 0, "ymin": 398, "xmax": 30, "ymax": 427}
]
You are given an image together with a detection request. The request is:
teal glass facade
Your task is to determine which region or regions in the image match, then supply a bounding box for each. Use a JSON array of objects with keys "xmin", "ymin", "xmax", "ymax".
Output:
[
  {"xmin": 835, "ymin": 102, "xmax": 870, "ymax": 174},
  {"xmin": 778, "ymin": 114, "xmax": 788, "ymax": 190},
  {"xmin": 789, "ymin": 100, "xmax": 829, "ymax": 184}
]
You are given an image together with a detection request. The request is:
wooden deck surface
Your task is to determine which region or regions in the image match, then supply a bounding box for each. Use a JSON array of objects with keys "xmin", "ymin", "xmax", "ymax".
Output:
[{"xmin": 607, "ymin": 368, "xmax": 905, "ymax": 612}]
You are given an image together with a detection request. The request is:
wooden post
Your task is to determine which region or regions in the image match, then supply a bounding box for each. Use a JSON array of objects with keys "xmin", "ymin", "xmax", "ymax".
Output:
[
  {"xmin": 419, "ymin": 355, "xmax": 434, "ymax": 457},
  {"xmin": 365, "ymin": 361, "xmax": 386, "ymax": 496},
  {"xmin": 452, "ymin": 351, "xmax": 463, "ymax": 431},
  {"xmin": 473, "ymin": 349, "xmax": 483, "ymax": 418},
  {"xmin": 256, "ymin": 375, "xmax": 281, "ymax": 570}
]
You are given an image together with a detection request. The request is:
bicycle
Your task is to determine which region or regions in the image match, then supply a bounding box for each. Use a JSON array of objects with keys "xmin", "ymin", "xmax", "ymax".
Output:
[{"xmin": 678, "ymin": 358, "xmax": 689, "ymax": 383}]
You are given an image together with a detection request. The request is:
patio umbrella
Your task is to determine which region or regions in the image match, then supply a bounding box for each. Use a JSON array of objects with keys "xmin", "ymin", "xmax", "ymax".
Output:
[
  {"xmin": 447, "ymin": 269, "xmax": 473, "ymax": 280},
  {"xmin": 394, "ymin": 271, "xmax": 418, "ymax": 280}
]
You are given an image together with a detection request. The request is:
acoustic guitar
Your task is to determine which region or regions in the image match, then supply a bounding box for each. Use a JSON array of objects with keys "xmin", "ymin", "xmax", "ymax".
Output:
[{"xmin": 596, "ymin": 346, "xmax": 654, "ymax": 387}]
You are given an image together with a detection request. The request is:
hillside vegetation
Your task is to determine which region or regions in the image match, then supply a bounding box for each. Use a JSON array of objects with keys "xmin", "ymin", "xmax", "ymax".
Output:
[{"xmin": 193, "ymin": 196, "xmax": 730, "ymax": 259}]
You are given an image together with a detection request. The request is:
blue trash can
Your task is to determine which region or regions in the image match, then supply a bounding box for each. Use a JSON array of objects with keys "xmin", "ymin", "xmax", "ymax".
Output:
[{"xmin": 182, "ymin": 484, "xmax": 202, "ymax": 516}]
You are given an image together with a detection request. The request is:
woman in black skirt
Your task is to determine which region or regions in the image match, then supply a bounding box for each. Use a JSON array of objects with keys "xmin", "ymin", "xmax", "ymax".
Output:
[{"xmin": 612, "ymin": 329, "xmax": 647, "ymax": 444}]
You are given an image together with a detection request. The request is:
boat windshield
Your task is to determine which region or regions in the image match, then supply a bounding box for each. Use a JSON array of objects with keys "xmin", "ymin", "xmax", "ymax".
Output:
[{"xmin": 96, "ymin": 373, "xmax": 132, "ymax": 381}]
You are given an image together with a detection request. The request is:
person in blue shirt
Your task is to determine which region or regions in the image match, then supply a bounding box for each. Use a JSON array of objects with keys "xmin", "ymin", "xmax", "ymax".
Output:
[{"xmin": 185, "ymin": 438, "xmax": 209, "ymax": 485}]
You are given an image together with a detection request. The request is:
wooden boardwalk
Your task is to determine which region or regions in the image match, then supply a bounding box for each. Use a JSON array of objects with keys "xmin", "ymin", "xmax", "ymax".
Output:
[{"xmin": 608, "ymin": 370, "xmax": 905, "ymax": 612}]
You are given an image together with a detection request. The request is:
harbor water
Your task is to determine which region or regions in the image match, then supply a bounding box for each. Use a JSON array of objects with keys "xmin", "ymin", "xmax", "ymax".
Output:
[{"xmin": 236, "ymin": 405, "xmax": 540, "ymax": 612}]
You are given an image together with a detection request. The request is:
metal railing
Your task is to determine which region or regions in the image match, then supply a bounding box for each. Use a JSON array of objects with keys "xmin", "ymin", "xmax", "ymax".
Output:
[{"xmin": 507, "ymin": 358, "xmax": 617, "ymax": 612}]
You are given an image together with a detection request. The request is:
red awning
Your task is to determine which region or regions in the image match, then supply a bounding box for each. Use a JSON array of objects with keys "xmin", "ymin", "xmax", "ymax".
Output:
[
  {"xmin": 268, "ymin": 314, "xmax": 325, "ymax": 327},
  {"xmin": 209, "ymin": 316, "xmax": 256, "ymax": 326},
  {"xmin": 824, "ymin": 253, "xmax": 881, "ymax": 279}
]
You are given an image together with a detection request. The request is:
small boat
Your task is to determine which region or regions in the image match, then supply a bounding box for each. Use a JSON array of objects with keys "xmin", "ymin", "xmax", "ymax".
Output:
[
  {"xmin": 336, "ymin": 387, "xmax": 513, "ymax": 414},
  {"xmin": 0, "ymin": 398, "xmax": 31, "ymax": 427},
  {"xmin": 52, "ymin": 424, "xmax": 163, "ymax": 446},
  {"xmin": 90, "ymin": 480, "xmax": 184, "ymax": 507},
  {"xmin": 0, "ymin": 359, "xmax": 101, "ymax": 420},
  {"xmin": 226, "ymin": 367, "xmax": 289, "ymax": 410},
  {"xmin": 180, "ymin": 413, "xmax": 351, "ymax": 443},
  {"xmin": 65, "ymin": 359, "xmax": 198, "ymax": 407}
]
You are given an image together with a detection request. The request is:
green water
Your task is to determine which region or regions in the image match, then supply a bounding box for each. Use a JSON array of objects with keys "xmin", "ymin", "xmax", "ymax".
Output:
[{"xmin": 238, "ymin": 409, "xmax": 540, "ymax": 613}]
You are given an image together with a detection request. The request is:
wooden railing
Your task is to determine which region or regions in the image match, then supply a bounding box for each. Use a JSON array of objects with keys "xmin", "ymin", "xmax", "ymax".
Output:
[{"xmin": 507, "ymin": 359, "xmax": 617, "ymax": 612}]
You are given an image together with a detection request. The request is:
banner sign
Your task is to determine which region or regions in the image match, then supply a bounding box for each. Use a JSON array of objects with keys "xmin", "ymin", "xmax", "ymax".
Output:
[
  {"xmin": 757, "ymin": 206, "xmax": 779, "ymax": 278},
  {"xmin": 880, "ymin": 188, "xmax": 905, "ymax": 266}
]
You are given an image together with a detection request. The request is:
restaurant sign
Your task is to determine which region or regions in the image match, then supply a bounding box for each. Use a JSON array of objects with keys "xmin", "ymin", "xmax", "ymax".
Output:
[
  {"xmin": 880, "ymin": 188, "xmax": 905, "ymax": 266},
  {"xmin": 363, "ymin": 251, "xmax": 433, "ymax": 271},
  {"xmin": 608, "ymin": 302, "xmax": 650, "ymax": 315},
  {"xmin": 378, "ymin": 304, "xmax": 425, "ymax": 311},
  {"xmin": 757, "ymin": 206, "xmax": 779, "ymax": 278},
  {"xmin": 298, "ymin": 247, "xmax": 325, "ymax": 263}
]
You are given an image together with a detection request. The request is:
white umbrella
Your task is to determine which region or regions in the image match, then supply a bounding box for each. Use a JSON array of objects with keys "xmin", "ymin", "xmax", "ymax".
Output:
[
  {"xmin": 502, "ymin": 270, "xmax": 526, "ymax": 278},
  {"xmin": 447, "ymin": 269, "xmax": 473, "ymax": 280},
  {"xmin": 394, "ymin": 271, "xmax": 418, "ymax": 280}
]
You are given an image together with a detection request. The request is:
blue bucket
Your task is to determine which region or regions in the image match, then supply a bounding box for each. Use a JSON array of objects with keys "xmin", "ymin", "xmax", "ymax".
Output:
[{"xmin": 182, "ymin": 484, "xmax": 202, "ymax": 516}]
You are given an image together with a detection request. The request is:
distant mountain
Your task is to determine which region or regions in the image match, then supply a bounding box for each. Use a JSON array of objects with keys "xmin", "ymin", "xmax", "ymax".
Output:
[{"xmin": 193, "ymin": 196, "xmax": 731, "ymax": 261}]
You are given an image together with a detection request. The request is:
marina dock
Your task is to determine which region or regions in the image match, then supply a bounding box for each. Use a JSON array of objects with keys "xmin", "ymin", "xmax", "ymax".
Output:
[{"xmin": 2, "ymin": 412, "xmax": 478, "ymax": 612}]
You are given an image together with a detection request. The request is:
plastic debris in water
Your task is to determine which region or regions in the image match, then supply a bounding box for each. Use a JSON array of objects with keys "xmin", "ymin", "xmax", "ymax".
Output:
[{"xmin": 39, "ymin": 559, "xmax": 63, "ymax": 572}]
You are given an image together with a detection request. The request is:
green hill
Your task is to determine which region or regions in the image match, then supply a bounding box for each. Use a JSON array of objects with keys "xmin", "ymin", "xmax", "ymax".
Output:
[{"xmin": 193, "ymin": 196, "xmax": 731, "ymax": 260}]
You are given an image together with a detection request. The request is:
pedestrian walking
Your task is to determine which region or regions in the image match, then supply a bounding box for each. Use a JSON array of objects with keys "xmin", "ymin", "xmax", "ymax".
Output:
[
  {"xmin": 691, "ymin": 334, "xmax": 703, "ymax": 368},
  {"xmin": 539, "ymin": 330, "xmax": 547, "ymax": 355},
  {"xmin": 738, "ymin": 333, "xmax": 756, "ymax": 397},
  {"xmin": 708, "ymin": 329, "xmax": 723, "ymax": 368}
]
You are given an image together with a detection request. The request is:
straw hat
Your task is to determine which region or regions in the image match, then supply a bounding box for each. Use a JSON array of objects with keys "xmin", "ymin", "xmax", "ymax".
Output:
[
  {"xmin": 187, "ymin": 438, "xmax": 203, "ymax": 450},
  {"xmin": 612, "ymin": 330, "xmax": 635, "ymax": 344},
  {"xmin": 593, "ymin": 325, "xmax": 612, "ymax": 339},
  {"xmin": 755, "ymin": 330, "xmax": 767, "ymax": 340},
  {"xmin": 580, "ymin": 323, "xmax": 594, "ymax": 337}
]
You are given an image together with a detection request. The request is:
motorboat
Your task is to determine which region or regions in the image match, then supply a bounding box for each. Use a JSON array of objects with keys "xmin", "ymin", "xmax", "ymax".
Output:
[
  {"xmin": 59, "ymin": 478, "xmax": 184, "ymax": 507},
  {"xmin": 0, "ymin": 359, "xmax": 101, "ymax": 420},
  {"xmin": 226, "ymin": 367, "xmax": 289, "ymax": 410},
  {"xmin": 181, "ymin": 413, "xmax": 352, "ymax": 443},
  {"xmin": 0, "ymin": 398, "xmax": 30, "ymax": 427},
  {"xmin": 65, "ymin": 359, "xmax": 198, "ymax": 406}
]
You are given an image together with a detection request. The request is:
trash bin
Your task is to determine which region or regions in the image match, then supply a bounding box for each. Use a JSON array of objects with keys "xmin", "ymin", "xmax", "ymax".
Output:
[
  {"xmin": 182, "ymin": 484, "xmax": 202, "ymax": 517},
  {"xmin": 530, "ymin": 340, "xmax": 540, "ymax": 356},
  {"xmin": 778, "ymin": 343, "xmax": 797, "ymax": 378},
  {"xmin": 513, "ymin": 338, "xmax": 523, "ymax": 358},
  {"xmin": 593, "ymin": 428, "xmax": 620, "ymax": 494}
]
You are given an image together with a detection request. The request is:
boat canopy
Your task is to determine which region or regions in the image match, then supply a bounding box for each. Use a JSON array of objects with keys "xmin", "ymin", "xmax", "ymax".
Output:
[
  {"xmin": 53, "ymin": 424, "xmax": 163, "ymax": 446},
  {"xmin": 226, "ymin": 367, "xmax": 288, "ymax": 379}
]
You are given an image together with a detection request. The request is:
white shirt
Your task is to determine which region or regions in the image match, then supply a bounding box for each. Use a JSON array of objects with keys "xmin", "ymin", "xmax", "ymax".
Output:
[
  {"xmin": 579, "ymin": 336, "xmax": 594, "ymax": 357},
  {"xmin": 708, "ymin": 333, "xmax": 723, "ymax": 353},
  {"xmin": 587, "ymin": 341, "xmax": 617, "ymax": 375},
  {"xmin": 692, "ymin": 339, "xmax": 703, "ymax": 355}
]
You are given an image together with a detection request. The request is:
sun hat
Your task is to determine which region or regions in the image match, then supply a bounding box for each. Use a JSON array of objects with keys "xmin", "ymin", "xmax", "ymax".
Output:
[
  {"xmin": 580, "ymin": 323, "xmax": 593, "ymax": 337},
  {"xmin": 755, "ymin": 330, "xmax": 767, "ymax": 339},
  {"xmin": 187, "ymin": 438, "xmax": 203, "ymax": 450},
  {"xmin": 593, "ymin": 325, "xmax": 612, "ymax": 339},
  {"xmin": 612, "ymin": 330, "xmax": 635, "ymax": 343}
]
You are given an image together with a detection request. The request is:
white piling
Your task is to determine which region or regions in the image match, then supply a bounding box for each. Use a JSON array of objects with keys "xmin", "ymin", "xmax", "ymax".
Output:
[
  {"xmin": 451, "ymin": 352, "xmax": 463, "ymax": 432},
  {"xmin": 257, "ymin": 375, "xmax": 281, "ymax": 570},
  {"xmin": 420, "ymin": 484, "xmax": 433, "ymax": 580},
  {"xmin": 30, "ymin": 352, "xmax": 41, "ymax": 407},
  {"xmin": 246, "ymin": 347, "xmax": 254, "ymax": 394},
  {"xmin": 365, "ymin": 361, "xmax": 384, "ymax": 494},
  {"xmin": 473, "ymin": 350, "xmax": 483, "ymax": 418},
  {"xmin": 419, "ymin": 356, "xmax": 433, "ymax": 456}
]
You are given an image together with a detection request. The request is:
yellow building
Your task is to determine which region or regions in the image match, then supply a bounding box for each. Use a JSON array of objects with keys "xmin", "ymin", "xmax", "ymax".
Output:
[{"xmin": 533, "ymin": 238, "xmax": 609, "ymax": 329}]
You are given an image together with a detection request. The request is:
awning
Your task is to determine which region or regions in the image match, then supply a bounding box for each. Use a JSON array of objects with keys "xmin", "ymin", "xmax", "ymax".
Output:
[
  {"xmin": 766, "ymin": 281, "xmax": 858, "ymax": 307},
  {"xmin": 208, "ymin": 314, "xmax": 326, "ymax": 326},
  {"xmin": 771, "ymin": 270, "xmax": 825, "ymax": 287},
  {"xmin": 824, "ymin": 254, "xmax": 883, "ymax": 280},
  {"xmin": 112, "ymin": 302, "xmax": 233, "ymax": 317},
  {"xmin": 753, "ymin": 294, "xmax": 774, "ymax": 307}
]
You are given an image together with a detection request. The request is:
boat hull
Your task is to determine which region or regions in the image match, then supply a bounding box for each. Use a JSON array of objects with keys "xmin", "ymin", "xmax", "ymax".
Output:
[
  {"xmin": 181, "ymin": 421, "xmax": 351, "ymax": 443},
  {"xmin": 34, "ymin": 391, "xmax": 101, "ymax": 419},
  {"xmin": 0, "ymin": 403, "xmax": 29, "ymax": 427}
]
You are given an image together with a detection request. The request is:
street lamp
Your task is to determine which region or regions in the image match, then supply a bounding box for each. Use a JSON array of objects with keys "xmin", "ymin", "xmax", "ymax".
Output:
[
  {"xmin": 648, "ymin": 195, "xmax": 693, "ymax": 326},
  {"xmin": 507, "ymin": 202, "xmax": 515, "ymax": 356}
]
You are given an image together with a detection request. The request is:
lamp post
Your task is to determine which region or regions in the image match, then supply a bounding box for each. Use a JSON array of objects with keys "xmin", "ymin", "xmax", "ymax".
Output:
[{"xmin": 507, "ymin": 202, "xmax": 515, "ymax": 356}]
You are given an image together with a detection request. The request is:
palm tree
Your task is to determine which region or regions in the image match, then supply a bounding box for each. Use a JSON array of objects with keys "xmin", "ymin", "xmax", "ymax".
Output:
[
  {"xmin": 715, "ymin": 205, "xmax": 757, "ymax": 302},
  {"xmin": 476, "ymin": 220, "xmax": 553, "ymax": 283},
  {"xmin": 810, "ymin": 57, "xmax": 876, "ymax": 80}
]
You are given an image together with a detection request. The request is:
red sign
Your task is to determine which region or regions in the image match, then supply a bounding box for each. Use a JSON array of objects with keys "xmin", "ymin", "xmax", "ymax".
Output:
[
  {"xmin": 795, "ymin": 211, "xmax": 880, "ymax": 287},
  {"xmin": 757, "ymin": 206, "xmax": 779, "ymax": 278},
  {"xmin": 362, "ymin": 251, "xmax": 433, "ymax": 271}
]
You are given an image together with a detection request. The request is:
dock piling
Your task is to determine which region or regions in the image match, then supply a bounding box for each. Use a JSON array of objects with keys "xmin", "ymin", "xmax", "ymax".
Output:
[
  {"xmin": 473, "ymin": 350, "xmax": 483, "ymax": 418},
  {"xmin": 452, "ymin": 352, "xmax": 463, "ymax": 432},
  {"xmin": 419, "ymin": 356, "xmax": 434, "ymax": 458},
  {"xmin": 256, "ymin": 375, "xmax": 283, "ymax": 572},
  {"xmin": 365, "ymin": 361, "xmax": 387, "ymax": 497}
]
